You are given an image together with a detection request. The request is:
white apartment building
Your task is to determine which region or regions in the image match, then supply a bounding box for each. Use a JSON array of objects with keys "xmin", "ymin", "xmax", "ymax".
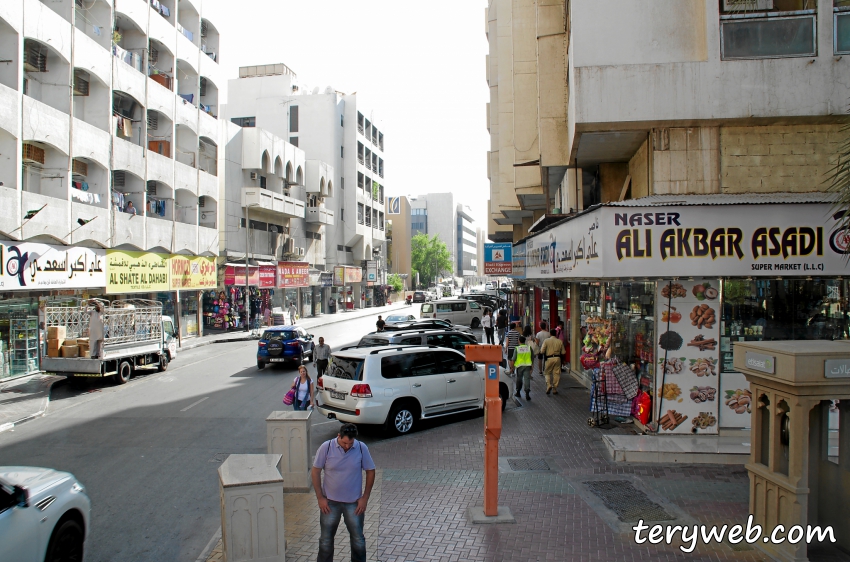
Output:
[
  {"xmin": 223, "ymin": 65, "xmax": 386, "ymax": 279},
  {"xmin": 0, "ymin": 0, "xmax": 223, "ymax": 255}
]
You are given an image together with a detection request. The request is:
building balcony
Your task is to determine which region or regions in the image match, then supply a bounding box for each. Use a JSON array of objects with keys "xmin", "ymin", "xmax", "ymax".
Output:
[
  {"xmin": 147, "ymin": 75, "xmax": 175, "ymax": 116},
  {"xmin": 113, "ymin": 209, "xmax": 145, "ymax": 249},
  {"xmin": 114, "ymin": 0, "xmax": 149, "ymax": 38},
  {"xmin": 198, "ymin": 169, "xmax": 217, "ymax": 200},
  {"xmin": 24, "ymin": 0, "xmax": 71, "ymax": 62},
  {"xmin": 0, "ymin": 186, "xmax": 20, "ymax": 238},
  {"xmin": 23, "ymin": 97, "xmax": 70, "ymax": 154},
  {"xmin": 174, "ymin": 221, "xmax": 198, "ymax": 254},
  {"xmin": 148, "ymin": 5, "xmax": 176, "ymax": 54},
  {"xmin": 198, "ymin": 109, "xmax": 218, "ymax": 140},
  {"xmin": 70, "ymin": 202, "xmax": 109, "ymax": 246},
  {"xmin": 21, "ymin": 191, "xmax": 69, "ymax": 243},
  {"xmin": 72, "ymin": 118, "xmax": 111, "ymax": 170},
  {"xmin": 0, "ymin": 83, "xmax": 20, "ymax": 136},
  {"xmin": 241, "ymin": 187, "xmax": 305, "ymax": 219},
  {"xmin": 113, "ymin": 136, "xmax": 145, "ymax": 178},
  {"xmin": 147, "ymin": 149, "xmax": 173, "ymax": 185},
  {"xmin": 174, "ymin": 160, "xmax": 198, "ymax": 194},
  {"xmin": 113, "ymin": 56, "xmax": 146, "ymax": 105},
  {"xmin": 306, "ymin": 207, "xmax": 334, "ymax": 226},
  {"xmin": 176, "ymin": 32, "xmax": 199, "ymax": 73},
  {"xmin": 175, "ymin": 98, "xmax": 198, "ymax": 131},
  {"xmin": 73, "ymin": 31, "xmax": 111, "ymax": 86},
  {"xmin": 198, "ymin": 224, "xmax": 218, "ymax": 255},
  {"xmin": 146, "ymin": 214, "xmax": 173, "ymax": 251}
]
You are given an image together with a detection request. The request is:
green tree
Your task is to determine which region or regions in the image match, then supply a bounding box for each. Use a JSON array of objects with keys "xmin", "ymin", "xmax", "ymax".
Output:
[
  {"xmin": 387, "ymin": 273, "xmax": 404, "ymax": 293},
  {"xmin": 411, "ymin": 233, "xmax": 453, "ymax": 287}
]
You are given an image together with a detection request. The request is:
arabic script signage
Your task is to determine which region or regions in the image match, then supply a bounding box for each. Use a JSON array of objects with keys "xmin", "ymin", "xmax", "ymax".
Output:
[
  {"xmin": 484, "ymin": 243, "xmax": 512, "ymax": 275},
  {"xmin": 277, "ymin": 261, "xmax": 309, "ymax": 288},
  {"xmin": 224, "ymin": 265, "xmax": 276, "ymax": 288},
  {"xmin": 105, "ymin": 250, "xmax": 169, "ymax": 294},
  {"xmin": 170, "ymin": 255, "xmax": 217, "ymax": 290},
  {"xmin": 521, "ymin": 203, "xmax": 850, "ymax": 279},
  {"xmin": 0, "ymin": 242, "xmax": 107, "ymax": 291},
  {"xmin": 824, "ymin": 359, "xmax": 850, "ymax": 378}
]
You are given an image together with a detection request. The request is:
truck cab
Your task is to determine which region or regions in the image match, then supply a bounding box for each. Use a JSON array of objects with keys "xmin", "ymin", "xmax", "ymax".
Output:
[{"xmin": 162, "ymin": 316, "xmax": 178, "ymax": 361}]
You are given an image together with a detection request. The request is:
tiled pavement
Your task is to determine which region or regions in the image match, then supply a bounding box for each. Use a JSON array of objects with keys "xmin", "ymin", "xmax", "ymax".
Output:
[{"xmin": 208, "ymin": 371, "xmax": 848, "ymax": 561}]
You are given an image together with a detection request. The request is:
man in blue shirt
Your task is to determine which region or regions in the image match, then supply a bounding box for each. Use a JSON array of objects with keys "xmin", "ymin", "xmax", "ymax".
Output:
[{"xmin": 312, "ymin": 423, "xmax": 376, "ymax": 562}]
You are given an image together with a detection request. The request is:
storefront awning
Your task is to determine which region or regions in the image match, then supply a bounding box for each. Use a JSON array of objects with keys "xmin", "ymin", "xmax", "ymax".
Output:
[{"xmin": 513, "ymin": 192, "xmax": 847, "ymax": 281}]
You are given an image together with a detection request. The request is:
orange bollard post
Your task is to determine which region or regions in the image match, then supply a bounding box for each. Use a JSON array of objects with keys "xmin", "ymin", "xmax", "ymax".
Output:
[{"xmin": 465, "ymin": 344, "xmax": 505, "ymax": 518}]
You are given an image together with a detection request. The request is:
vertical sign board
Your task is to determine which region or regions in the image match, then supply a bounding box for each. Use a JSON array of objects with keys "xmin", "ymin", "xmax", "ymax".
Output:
[
  {"xmin": 387, "ymin": 197, "xmax": 401, "ymax": 215},
  {"xmin": 366, "ymin": 261, "xmax": 377, "ymax": 284},
  {"xmin": 484, "ymin": 243, "xmax": 512, "ymax": 275}
]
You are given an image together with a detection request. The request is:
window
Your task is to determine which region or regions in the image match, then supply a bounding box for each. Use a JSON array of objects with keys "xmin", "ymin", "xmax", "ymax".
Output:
[
  {"xmin": 340, "ymin": 114, "xmax": 344, "ymax": 127},
  {"xmin": 469, "ymin": 302, "xmax": 480, "ymax": 310},
  {"xmin": 340, "ymin": 146, "xmax": 344, "ymax": 158},
  {"xmin": 720, "ymin": 13, "xmax": 817, "ymax": 60},
  {"xmin": 340, "ymin": 177, "xmax": 344, "ymax": 190},
  {"xmin": 399, "ymin": 337, "xmax": 422, "ymax": 345},
  {"xmin": 437, "ymin": 303, "xmax": 452, "ymax": 313},
  {"xmin": 436, "ymin": 350, "xmax": 468, "ymax": 373},
  {"xmin": 381, "ymin": 354, "xmax": 414, "ymax": 379},
  {"xmin": 358, "ymin": 172, "xmax": 364, "ymax": 188},
  {"xmin": 259, "ymin": 175, "xmax": 266, "ymax": 188},
  {"xmin": 340, "ymin": 208, "xmax": 344, "ymax": 222},
  {"xmin": 231, "ymin": 116, "xmax": 255, "ymax": 127},
  {"xmin": 410, "ymin": 353, "xmax": 441, "ymax": 377},
  {"xmin": 838, "ymin": 5, "xmax": 850, "ymax": 54},
  {"xmin": 451, "ymin": 302, "xmax": 468, "ymax": 312},
  {"xmin": 357, "ymin": 203, "xmax": 364, "ymax": 224},
  {"xmin": 263, "ymin": 330, "xmax": 297, "ymax": 341},
  {"xmin": 337, "ymin": 245, "xmax": 345, "ymax": 251},
  {"xmin": 421, "ymin": 303, "xmax": 434, "ymax": 314},
  {"xmin": 289, "ymin": 106, "xmax": 298, "ymax": 132},
  {"xmin": 345, "ymin": 246, "xmax": 353, "ymax": 252},
  {"xmin": 329, "ymin": 356, "xmax": 364, "ymax": 381},
  {"xmin": 289, "ymin": 137, "xmax": 299, "ymax": 147},
  {"xmin": 359, "ymin": 337, "xmax": 389, "ymax": 348}
]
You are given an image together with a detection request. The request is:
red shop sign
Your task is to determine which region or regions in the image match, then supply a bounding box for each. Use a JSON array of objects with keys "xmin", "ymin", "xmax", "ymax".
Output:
[
  {"xmin": 224, "ymin": 265, "xmax": 275, "ymax": 288},
  {"xmin": 277, "ymin": 261, "xmax": 309, "ymax": 288}
]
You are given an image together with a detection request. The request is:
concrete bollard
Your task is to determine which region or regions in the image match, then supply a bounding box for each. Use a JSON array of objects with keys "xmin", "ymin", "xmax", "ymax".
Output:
[
  {"xmin": 266, "ymin": 410, "xmax": 312, "ymax": 492},
  {"xmin": 219, "ymin": 454, "xmax": 285, "ymax": 562}
]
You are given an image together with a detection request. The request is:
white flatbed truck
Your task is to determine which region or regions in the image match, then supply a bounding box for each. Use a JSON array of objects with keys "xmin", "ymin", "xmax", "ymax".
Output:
[{"xmin": 41, "ymin": 299, "xmax": 178, "ymax": 384}]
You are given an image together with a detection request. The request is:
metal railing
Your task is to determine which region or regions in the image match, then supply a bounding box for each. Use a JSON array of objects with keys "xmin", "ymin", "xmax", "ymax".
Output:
[{"xmin": 45, "ymin": 299, "xmax": 163, "ymax": 345}]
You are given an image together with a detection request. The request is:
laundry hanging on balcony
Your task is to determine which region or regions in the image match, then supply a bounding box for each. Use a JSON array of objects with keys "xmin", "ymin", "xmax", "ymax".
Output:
[
  {"xmin": 71, "ymin": 190, "xmax": 101, "ymax": 205},
  {"xmin": 178, "ymin": 93, "xmax": 194, "ymax": 105}
]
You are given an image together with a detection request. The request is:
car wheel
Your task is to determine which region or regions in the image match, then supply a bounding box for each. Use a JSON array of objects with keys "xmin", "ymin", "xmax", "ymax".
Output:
[
  {"xmin": 387, "ymin": 402, "xmax": 418, "ymax": 436},
  {"xmin": 44, "ymin": 517, "xmax": 84, "ymax": 562},
  {"xmin": 158, "ymin": 355, "xmax": 169, "ymax": 372},
  {"xmin": 114, "ymin": 361, "xmax": 132, "ymax": 385},
  {"xmin": 471, "ymin": 317, "xmax": 481, "ymax": 329},
  {"xmin": 257, "ymin": 361, "xmax": 265, "ymax": 370},
  {"xmin": 500, "ymin": 383, "xmax": 509, "ymax": 411}
]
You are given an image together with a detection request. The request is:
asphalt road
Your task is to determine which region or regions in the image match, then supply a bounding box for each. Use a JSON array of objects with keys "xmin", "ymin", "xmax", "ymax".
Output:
[{"xmin": 0, "ymin": 313, "xmax": 485, "ymax": 561}]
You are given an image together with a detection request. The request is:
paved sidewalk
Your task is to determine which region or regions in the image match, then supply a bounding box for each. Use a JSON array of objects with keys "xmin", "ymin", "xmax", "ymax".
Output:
[
  {"xmin": 211, "ymin": 372, "xmax": 847, "ymax": 562},
  {"xmin": 0, "ymin": 374, "xmax": 65, "ymax": 431}
]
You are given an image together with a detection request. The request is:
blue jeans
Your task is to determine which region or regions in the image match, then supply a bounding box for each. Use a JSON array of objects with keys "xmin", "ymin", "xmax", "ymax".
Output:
[
  {"xmin": 293, "ymin": 395, "xmax": 310, "ymax": 410},
  {"xmin": 318, "ymin": 500, "xmax": 366, "ymax": 562}
]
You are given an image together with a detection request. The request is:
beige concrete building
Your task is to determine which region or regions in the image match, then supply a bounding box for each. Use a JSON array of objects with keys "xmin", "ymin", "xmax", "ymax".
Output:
[
  {"xmin": 485, "ymin": 0, "xmax": 850, "ymax": 241},
  {"xmin": 386, "ymin": 195, "xmax": 412, "ymax": 289}
]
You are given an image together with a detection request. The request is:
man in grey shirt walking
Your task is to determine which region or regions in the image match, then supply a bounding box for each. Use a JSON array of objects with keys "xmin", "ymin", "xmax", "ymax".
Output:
[
  {"xmin": 313, "ymin": 336, "xmax": 331, "ymax": 377},
  {"xmin": 312, "ymin": 423, "xmax": 376, "ymax": 562}
]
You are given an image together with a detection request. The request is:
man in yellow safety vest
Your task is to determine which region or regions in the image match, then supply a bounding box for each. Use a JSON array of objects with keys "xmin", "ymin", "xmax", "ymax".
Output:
[{"xmin": 511, "ymin": 336, "xmax": 533, "ymax": 401}]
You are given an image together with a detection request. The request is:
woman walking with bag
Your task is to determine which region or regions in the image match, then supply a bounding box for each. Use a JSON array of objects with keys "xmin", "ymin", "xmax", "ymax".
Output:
[
  {"xmin": 285, "ymin": 365, "xmax": 315, "ymax": 411},
  {"xmin": 481, "ymin": 309, "xmax": 495, "ymax": 344}
]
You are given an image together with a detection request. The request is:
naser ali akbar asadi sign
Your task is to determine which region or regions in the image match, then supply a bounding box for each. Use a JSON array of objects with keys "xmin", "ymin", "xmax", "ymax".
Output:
[{"xmin": 522, "ymin": 204, "xmax": 847, "ymax": 279}]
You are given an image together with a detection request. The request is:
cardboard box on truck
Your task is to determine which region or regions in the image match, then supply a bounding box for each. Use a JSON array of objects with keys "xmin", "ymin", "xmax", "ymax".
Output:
[
  {"xmin": 60, "ymin": 345, "xmax": 79, "ymax": 358},
  {"xmin": 47, "ymin": 326, "xmax": 66, "ymax": 340}
]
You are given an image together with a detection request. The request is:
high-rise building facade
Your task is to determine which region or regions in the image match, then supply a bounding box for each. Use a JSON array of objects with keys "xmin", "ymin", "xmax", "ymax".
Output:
[{"xmin": 408, "ymin": 193, "xmax": 479, "ymax": 281}]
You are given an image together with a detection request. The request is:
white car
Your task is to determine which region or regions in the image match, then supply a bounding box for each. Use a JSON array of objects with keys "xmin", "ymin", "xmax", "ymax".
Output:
[
  {"xmin": 484, "ymin": 282, "xmax": 495, "ymax": 290},
  {"xmin": 383, "ymin": 313, "xmax": 417, "ymax": 326},
  {"xmin": 0, "ymin": 467, "xmax": 91, "ymax": 562},
  {"xmin": 316, "ymin": 346, "xmax": 512, "ymax": 435}
]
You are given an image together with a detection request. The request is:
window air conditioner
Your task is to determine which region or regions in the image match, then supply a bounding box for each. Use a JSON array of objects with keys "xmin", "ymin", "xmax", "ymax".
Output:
[
  {"xmin": 250, "ymin": 172, "xmax": 258, "ymax": 180},
  {"xmin": 72, "ymin": 159, "xmax": 88, "ymax": 177},
  {"xmin": 298, "ymin": 247, "xmax": 305, "ymax": 256},
  {"xmin": 22, "ymin": 143, "xmax": 45, "ymax": 165},
  {"xmin": 199, "ymin": 196, "xmax": 205, "ymax": 207}
]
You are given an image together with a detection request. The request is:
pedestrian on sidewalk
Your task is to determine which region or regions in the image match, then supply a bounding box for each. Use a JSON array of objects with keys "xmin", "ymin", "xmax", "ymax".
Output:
[
  {"xmin": 289, "ymin": 302, "xmax": 298, "ymax": 325},
  {"xmin": 496, "ymin": 308, "xmax": 508, "ymax": 346},
  {"xmin": 328, "ymin": 296, "xmax": 336, "ymax": 314},
  {"xmin": 535, "ymin": 321, "xmax": 549, "ymax": 375},
  {"xmin": 375, "ymin": 315, "xmax": 385, "ymax": 332},
  {"xmin": 289, "ymin": 365, "xmax": 315, "ymax": 411},
  {"xmin": 314, "ymin": 337, "xmax": 331, "ymax": 377},
  {"xmin": 541, "ymin": 328, "xmax": 566, "ymax": 395},
  {"xmin": 89, "ymin": 301, "xmax": 104, "ymax": 359},
  {"xmin": 312, "ymin": 423, "xmax": 376, "ymax": 562},
  {"xmin": 481, "ymin": 308, "xmax": 495, "ymax": 344},
  {"xmin": 512, "ymin": 336, "xmax": 533, "ymax": 400},
  {"xmin": 505, "ymin": 322, "xmax": 520, "ymax": 374}
]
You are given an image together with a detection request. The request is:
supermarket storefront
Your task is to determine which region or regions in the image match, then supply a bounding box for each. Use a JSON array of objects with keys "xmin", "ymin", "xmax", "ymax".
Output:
[{"xmin": 516, "ymin": 194, "xmax": 850, "ymax": 433}]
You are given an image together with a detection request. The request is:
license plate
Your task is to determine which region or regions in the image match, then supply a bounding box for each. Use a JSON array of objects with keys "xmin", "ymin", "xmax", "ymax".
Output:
[
  {"xmin": 330, "ymin": 390, "xmax": 346, "ymax": 400},
  {"xmin": 270, "ymin": 358, "xmax": 287, "ymax": 363}
]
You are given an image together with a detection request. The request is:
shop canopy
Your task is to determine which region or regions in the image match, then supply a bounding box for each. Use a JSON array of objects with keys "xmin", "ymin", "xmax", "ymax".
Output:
[{"xmin": 512, "ymin": 193, "xmax": 849, "ymax": 281}]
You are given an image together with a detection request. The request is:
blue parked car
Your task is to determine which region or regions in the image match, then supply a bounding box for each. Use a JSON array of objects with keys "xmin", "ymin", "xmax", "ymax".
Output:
[{"xmin": 257, "ymin": 326, "xmax": 315, "ymax": 370}]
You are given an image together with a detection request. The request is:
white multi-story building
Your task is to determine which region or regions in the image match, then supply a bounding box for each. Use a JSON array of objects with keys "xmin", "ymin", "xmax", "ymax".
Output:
[
  {"xmin": 223, "ymin": 65, "xmax": 386, "ymax": 281},
  {"xmin": 0, "ymin": 0, "xmax": 222, "ymax": 255}
]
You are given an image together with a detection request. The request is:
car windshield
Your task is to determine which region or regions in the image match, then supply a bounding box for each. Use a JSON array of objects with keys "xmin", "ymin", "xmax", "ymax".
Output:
[
  {"xmin": 386, "ymin": 315, "xmax": 409, "ymax": 322},
  {"xmin": 263, "ymin": 330, "xmax": 297, "ymax": 341},
  {"xmin": 328, "ymin": 356, "xmax": 365, "ymax": 380}
]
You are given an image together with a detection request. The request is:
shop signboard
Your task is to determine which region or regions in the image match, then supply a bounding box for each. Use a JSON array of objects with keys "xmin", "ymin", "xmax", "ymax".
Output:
[
  {"xmin": 366, "ymin": 261, "xmax": 377, "ymax": 283},
  {"xmin": 169, "ymin": 256, "xmax": 217, "ymax": 290},
  {"xmin": 510, "ymin": 241, "xmax": 526, "ymax": 279},
  {"xmin": 655, "ymin": 278, "xmax": 721, "ymax": 435},
  {"xmin": 0, "ymin": 242, "xmax": 107, "ymax": 291},
  {"xmin": 105, "ymin": 250, "xmax": 167, "ymax": 294},
  {"xmin": 259, "ymin": 265, "xmax": 276, "ymax": 287},
  {"xmin": 277, "ymin": 261, "xmax": 309, "ymax": 288},
  {"xmin": 224, "ymin": 265, "xmax": 259, "ymax": 286},
  {"xmin": 387, "ymin": 197, "xmax": 401, "ymax": 214},
  {"xmin": 484, "ymin": 243, "xmax": 512, "ymax": 275},
  {"xmin": 522, "ymin": 203, "xmax": 850, "ymax": 279},
  {"xmin": 333, "ymin": 266, "xmax": 345, "ymax": 286},
  {"xmin": 320, "ymin": 272, "xmax": 334, "ymax": 287},
  {"xmin": 345, "ymin": 267, "xmax": 363, "ymax": 283}
]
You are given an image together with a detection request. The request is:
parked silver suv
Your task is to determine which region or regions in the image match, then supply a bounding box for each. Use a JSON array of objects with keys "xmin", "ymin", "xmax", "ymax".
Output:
[
  {"xmin": 316, "ymin": 346, "xmax": 511, "ymax": 435},
  {"xmin": 354, "ymin": 330, "xmax": 506, "ymax": 367}
]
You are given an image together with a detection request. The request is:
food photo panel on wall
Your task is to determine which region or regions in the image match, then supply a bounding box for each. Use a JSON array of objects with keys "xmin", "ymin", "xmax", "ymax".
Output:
[{"xmin": 656, "ymin": 279, "xmax": 721, "ymax": 435}]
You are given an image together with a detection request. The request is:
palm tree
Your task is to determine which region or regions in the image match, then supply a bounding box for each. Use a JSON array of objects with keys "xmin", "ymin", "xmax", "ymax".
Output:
[{"xmin": 828, "ymin": 105, "xmax": 850, "ymax": 232}]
